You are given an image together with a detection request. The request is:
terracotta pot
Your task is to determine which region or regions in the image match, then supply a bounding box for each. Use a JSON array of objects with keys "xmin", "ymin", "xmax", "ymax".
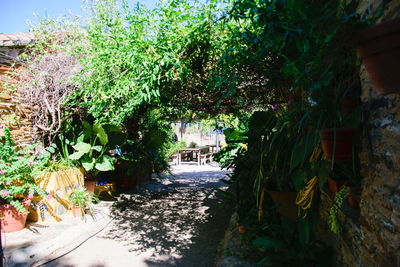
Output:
[
  {"xmin": 327, "ymin": 177, "xmax": 346, "ymax": 194},
  {"xmin": 357, "ymin": 18, "xmax": 400, "ymax": 95},
  {"xmin": 1, "ymin": 199, "xmax": 31, "ymax": 232},
  {"xmin": 319, "ymin": 128, "xmax": 356, "ymax": 161},
  {"xmin": 84, "ymin": 180, "xmax": 97, "ymax": 193},
  {"xmin": 71, "ymin": 205, "xmax": 83, "ymax": 217},
  {"xmin": 238, "ymin": 225, "xmax": 246, "ymax": 234},
  {"xmin": 348, "ymin": 187, "xmax": 361, "ymax": 210},
  {"xmin": 267, "ymin": 191, "xmax": 298, "ymax": 221}
]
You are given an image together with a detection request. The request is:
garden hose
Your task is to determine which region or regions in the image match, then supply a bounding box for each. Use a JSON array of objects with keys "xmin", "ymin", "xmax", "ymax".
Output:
[{"xmin": 296, "ymin": 176, "xmax": 318, "ymax": 218}]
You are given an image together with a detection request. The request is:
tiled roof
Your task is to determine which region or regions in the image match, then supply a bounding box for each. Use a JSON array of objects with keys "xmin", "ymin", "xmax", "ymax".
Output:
[{"xmin": 0, "ymin": 33, "xmax": 35, "ymax": 47}]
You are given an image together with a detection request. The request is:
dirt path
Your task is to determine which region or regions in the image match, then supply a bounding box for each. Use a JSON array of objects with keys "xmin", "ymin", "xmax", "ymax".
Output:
[{"xmin": 43, "ymin": 164, "xmax": 233, "ymax": 267}]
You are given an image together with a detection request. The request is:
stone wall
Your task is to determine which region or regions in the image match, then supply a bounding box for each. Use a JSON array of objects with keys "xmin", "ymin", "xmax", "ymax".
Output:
[
  {"xmin": 317, "ymin": 1, "xmax": 400, "ymax": 266},
  {"xmin": 357, "ymin": 0, "xmax": 400, "ymax": 265},
  {"xmin": 0, "ymin": 33, "xmax": 35, "ymax": 147}
]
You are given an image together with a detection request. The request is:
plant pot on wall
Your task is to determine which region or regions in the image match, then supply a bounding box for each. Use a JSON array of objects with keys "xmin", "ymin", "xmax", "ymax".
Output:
[
  {"xmin": 327, "ymin": 177, "xmax": 346, "ymax": 194},
  {"xmin": 1, "ymin": 199, "xmax": 31, "ymax": 232},
  {"xmin": 319, "ymin": 128, "xmax": 356, "ymax": 161},
  {"xmin": 357, "ymin": 17, "xmax": 400, "ymax": 95}
]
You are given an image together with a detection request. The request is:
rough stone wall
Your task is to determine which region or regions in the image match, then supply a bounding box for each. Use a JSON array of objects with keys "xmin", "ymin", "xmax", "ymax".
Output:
[
  {"xmin": 0, "ymin": 33, "xmax": 35, "ymax": 147},
  {"xmin": 357, "ymin": 0, "xmax": 400, "ymax": 265},
  {"xmin": 317, "ymin": 1, "xmax": 400, "ymax": 266}
]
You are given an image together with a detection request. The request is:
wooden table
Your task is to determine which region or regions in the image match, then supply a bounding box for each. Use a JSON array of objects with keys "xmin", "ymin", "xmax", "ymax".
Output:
[{"xmin": 178, "ymin": 147, "xmax": 209, "ymax": 166}]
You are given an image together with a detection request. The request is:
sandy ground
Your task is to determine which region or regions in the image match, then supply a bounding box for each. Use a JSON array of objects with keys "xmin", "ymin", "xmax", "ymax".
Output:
[{"xmin": 42, "ymin": 164, "xmax": 233, "ymax": 267}]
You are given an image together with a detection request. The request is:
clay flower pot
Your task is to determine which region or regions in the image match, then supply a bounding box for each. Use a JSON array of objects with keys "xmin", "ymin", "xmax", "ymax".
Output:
[
  {"xmin": 357, "ymin": 18, "xmax": 400, "ymax": 95},
  {"xmin": 319, "ymin": 128, "xmax": 356, "ymax": 161},
  {"xmin": 84, "ymin": 180, "xmax": 97, "ymax": 193},
  {"xmin": 71, "ymin": 205, "xmax": 83, "ymax": 217},
  {"xmin": 327, "ymin": 177, "xmax": 346, "ymax": 194},
  {"xmin": 1, "ymin": 199, "xmax": 31, "ymax": 232}
]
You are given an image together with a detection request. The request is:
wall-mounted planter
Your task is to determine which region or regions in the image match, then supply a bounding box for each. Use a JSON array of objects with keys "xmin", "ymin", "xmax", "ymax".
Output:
[
  {"xmin": 357, "ymin": 18, "xmax": 400, "ymax": 95},
  {"xmin": 319, "ymin": 128, "xmax": 356, "ymax": 161},
  {"xmin": 327, "ymin": 177, "xmax": 346, "ymax": 194}
]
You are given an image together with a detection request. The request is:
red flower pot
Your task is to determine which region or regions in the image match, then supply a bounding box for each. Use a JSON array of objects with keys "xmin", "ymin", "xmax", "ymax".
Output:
[
  {"xmin": 327, "ymin": 177, "xmax": 346, "ymax": 194},
  {"xmin": 319, "ymin": 128, "xmax": 356, "ymax": 161},
  {"xmin": 357, "ymin": 18, "xmax": 400, "ymax": 95},
  {"xmin": 71, "ymin": 205, "xmax": 83, "ymax": 217},
  {"xmin": 84, "ymin": 180, "xmax": 97, "ymax": 193},
  {"xmin": 1, "ymin": 199, "xmax": 31, "ymax": 232}
]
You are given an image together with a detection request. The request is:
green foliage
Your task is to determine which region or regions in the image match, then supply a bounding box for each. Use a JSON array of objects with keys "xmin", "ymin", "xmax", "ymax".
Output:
[
  {"xmin": 68, "ymin": 186, "xmax": 99, "ymax": 218},
  {"xmin": 329, "ymin": 186, "xmax": 350, "ymax": 234},
  {"xmin": 253, "ymin": 232, "xmax": 332, "ymax": 266},
  {"xmin": 68, "ymin": 121, "xmax": 126, "ymax": 174},
  {"xmin": 71, "ymin": 0, "xmax": 228, "ymax": 126},
  {"xmin": 0, "ymin": 128, "xmax": 48, "ymax": 214},
  {"xmin": 165, "ymin": 141, "xmax": 186, "ymax": 159}
]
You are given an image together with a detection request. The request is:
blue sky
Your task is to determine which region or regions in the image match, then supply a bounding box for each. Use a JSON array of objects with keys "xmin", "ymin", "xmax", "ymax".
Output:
[{"xmin": 0, "ymin": 0, "xmax": 158, "ymax": 33}]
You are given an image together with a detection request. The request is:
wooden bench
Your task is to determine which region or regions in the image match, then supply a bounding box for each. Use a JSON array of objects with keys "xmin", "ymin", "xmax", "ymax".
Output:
[
  {"xmin": 170, "ymin": 154, "xmax": 178, "ymax": 165},
  {"xmin": 200, "ymin": 153, "xmax": 213, "ymax": 165}
]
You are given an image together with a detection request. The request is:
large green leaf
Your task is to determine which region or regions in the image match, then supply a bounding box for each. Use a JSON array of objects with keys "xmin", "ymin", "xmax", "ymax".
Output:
[
  {"xmin": 81, "ymin": 156, "xmax": 95, "ymax": 172},
  {"xmin": 92, "ymin": 145, "xmax": 103, "ymax": 152},
  {"xmin": 103, "ymin": 124, "xmax": 122, "ymax": 133},
  {"xmin": 93, "ymin": 124, "xmax": 108, "ymax": 145},
  {"xmin": 69, "ymin": 151, "xmax": 85, "ymax": 161},
  {"xmin": 82, "ymin": 121, "xmax": 92, "ymax": 140},
  {"xmin": 95, "ymin": 155, "xmax": 115, "ymax": 171},
  {"xmin": 73, "ymin": 142, "xmax": 91, "ymax": 154}
]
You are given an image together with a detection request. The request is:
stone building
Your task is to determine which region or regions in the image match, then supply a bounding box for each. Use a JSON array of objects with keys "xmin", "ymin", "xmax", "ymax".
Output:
[
  {"xmin": 0, "ymin": 33, "xmax": 35, "ymax": 146},
  {"xmin": 316, "ymin": 0, "xmax": 400, "ymax": 266}
]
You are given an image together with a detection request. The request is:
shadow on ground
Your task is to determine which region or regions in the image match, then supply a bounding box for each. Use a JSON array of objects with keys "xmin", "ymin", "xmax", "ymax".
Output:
[{"xmin": 98, "ymin": 168, "xmax": 233, "ymax": 266}]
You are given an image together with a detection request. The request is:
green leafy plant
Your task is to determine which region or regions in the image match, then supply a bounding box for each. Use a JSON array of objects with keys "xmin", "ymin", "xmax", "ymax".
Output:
[
  {"xmin": 0, "ymin": 127, "xmax": 48, "ymax": 214},
  {"xmin": 329, "ymin": 186, "xmax": 350, "ymax": 234},
  {"xmin": 68, "ymin": 186, "xmax": 99, "ymax": 218},
  {"xmin": 165, "ymin": 141, "xmax": 186, "ymax": 159},
  {"xmin": 69, "ymin": 121, "xmax": 125, "ymax": 174}
]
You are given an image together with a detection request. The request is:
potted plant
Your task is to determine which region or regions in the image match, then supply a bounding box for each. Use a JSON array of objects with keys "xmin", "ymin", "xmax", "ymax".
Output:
[
  {"xmin": 311, "ymin": 84, "xmax": 360, "ymax": 162},
  {"xmin": 357, "ymin": 17, "xmax": 400, "ymax": 95},
  {"xmin": 68, "ymin": 187, "xmax": 99, "ymax": 218},
  {"xmin": 68, "ymin": 121, "xmax": 126, "ymax": 192},
  {"xmin": 0, "ymin": 127, "xmax": 49, "ymax": 232}
]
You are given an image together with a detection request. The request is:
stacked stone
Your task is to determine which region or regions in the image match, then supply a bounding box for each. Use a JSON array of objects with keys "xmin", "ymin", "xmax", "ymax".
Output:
[
  {"xmin": 0, "ymin": 33, "xmax": 35, "ymax": 147},
  {"xmin": 316, "ymin": 1, "xmax": 400, "ymax": 266}
]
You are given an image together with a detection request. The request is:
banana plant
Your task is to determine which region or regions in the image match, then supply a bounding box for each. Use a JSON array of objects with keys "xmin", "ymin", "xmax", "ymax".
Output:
[{"xmin": 69, "ymin": 121, "xmax": 125, "ymax": 173}]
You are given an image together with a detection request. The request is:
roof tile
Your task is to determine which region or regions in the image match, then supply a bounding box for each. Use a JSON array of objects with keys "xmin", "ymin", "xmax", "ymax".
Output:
[{"xmin": 0, "ymin": 33, "xmax": 35, "ymax": 47}]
